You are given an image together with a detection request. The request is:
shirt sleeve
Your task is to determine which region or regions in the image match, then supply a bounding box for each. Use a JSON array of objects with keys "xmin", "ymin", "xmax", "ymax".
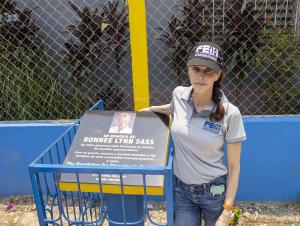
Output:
[{"xmin": 225, "ymin": 108, "xmax": 247, "ymax": 143}]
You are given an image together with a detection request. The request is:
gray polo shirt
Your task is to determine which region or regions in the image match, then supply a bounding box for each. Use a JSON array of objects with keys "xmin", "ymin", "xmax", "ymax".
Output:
[{"xmin": 170, "ymin": 86, "xmax": 246, "ymax": 185}]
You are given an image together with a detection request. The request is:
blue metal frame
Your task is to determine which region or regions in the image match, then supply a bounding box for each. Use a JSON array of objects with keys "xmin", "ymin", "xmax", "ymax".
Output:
[{"xmin": 29, "ymin": 100, "xmax": 174, "ymax": 226}]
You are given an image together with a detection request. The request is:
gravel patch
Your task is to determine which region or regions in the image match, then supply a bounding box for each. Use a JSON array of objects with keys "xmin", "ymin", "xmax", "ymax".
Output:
[{"xmin": 1, "ymin": 196, "xmax": 299, "ymax": 225}]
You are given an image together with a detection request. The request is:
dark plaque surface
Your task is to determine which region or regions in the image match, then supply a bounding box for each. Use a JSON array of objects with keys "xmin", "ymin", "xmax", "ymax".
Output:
[{"xmin": 59, "ymin": 110, "xmax": 170, "ymax": 194}]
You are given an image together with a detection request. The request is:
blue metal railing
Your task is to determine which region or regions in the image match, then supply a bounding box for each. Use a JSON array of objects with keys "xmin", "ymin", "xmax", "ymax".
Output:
[{"xmin": 29, "ymin": 100, "xmax": 174, "ymax": 226}]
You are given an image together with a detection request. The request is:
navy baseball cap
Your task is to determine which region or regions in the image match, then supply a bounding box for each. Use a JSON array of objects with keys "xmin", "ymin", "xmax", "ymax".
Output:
[{"xmin": 187, "ymin": 42, "xmax": 225, "ymax": 71}]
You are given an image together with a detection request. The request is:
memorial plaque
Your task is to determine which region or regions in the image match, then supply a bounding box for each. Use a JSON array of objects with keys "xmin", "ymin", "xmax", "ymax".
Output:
[{"xmin": 59, "ymin": 110, "xmax": 171, "ymax": 195}]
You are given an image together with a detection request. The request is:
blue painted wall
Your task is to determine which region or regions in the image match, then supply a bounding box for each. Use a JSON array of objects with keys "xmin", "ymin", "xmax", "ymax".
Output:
[
  {"xmin": 0, "ymin": 121, "xmax": 73, "ymax": 196},
  {"xmin": 236, "ymin": 116, "xmax": 300, "ymax": 201},
  {"xmin": 0, "ymin": 116, "xmax": 300, "ymax": 200}
]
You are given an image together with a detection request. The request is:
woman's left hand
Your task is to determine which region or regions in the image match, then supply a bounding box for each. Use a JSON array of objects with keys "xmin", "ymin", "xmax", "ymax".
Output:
[{"xmin": 215, "ymin": 209, "xmax": 232, "ymax": 226}]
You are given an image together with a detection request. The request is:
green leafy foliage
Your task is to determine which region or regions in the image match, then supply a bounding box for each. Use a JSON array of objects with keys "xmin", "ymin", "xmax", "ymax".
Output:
[
  {"xmin": 0, "ymin": 0, "xmax": 87, "ymax": 120},
  {"xmin": 156, "ymin": 0, "xmax": 212, "ymax": 84},
  {"xmin": 255, "ymin": 28, "xmax": 300, "ymax": 114},
  {"xmin": 223, "ymin": 0, "xmax": 264, "ymax": 68},
  {"xmin": 222, "ymin": 0, "xmax": 265, "ymax": 102},
  {"xmin": 0, "ymin": 40, "xmax": 88, "ymax": 120},
  {"xmin": 229, "ymin": 208, "xmax": 241, "ymax": 225},
  {"xmin": 64, "ymin": 1, "xmax": 128, "ymax": 110},
  {"xmin": 0, "ymin": 0, "xmax": 39, "ymax": 51},
  {"xmin": 64, "ymin": 2, "xmax": 105, "ymax": 83},
  {"xmin": 102, "ymin": 0, "xmax": 129, "ymax": 71}
]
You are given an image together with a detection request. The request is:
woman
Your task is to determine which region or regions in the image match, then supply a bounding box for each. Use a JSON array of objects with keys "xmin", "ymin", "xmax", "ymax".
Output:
[{"xmin": 141, "ymin": 42, "xmax": 246, "ymax": 226}]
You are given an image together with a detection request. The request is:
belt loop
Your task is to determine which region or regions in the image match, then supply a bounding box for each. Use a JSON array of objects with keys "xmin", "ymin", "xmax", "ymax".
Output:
[
  {"xmin": 203, "ymin": 183, "xmax": 207, "ymax": 192},
  {"xmin": 189, "ymin": 185, "xmax": 194, "ymax": 192},
  {"xmin": 176, "ymin": 176, "xmax": 180, "ymax": 187}
]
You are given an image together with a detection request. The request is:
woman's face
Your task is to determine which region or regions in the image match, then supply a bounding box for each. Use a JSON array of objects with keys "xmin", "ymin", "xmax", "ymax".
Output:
[{"xmin": 188, "ymin": 66, "xmax": 221, "ymax": 94}]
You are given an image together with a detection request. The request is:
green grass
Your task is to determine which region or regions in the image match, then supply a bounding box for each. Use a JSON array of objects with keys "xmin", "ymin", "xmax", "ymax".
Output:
[{"xmin": 0, "ymin": 44, "xmax": 89, "ymax": 120}]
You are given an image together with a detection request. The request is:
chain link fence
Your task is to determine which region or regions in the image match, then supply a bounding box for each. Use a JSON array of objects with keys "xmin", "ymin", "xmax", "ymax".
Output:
[{"xmin": 0, "ymin": 0, "xmax": 299, "ymax": 121}]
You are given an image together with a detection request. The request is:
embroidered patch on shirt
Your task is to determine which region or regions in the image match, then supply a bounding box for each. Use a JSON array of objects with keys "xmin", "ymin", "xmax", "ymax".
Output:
[{"xmin": 202, "ymin": 120, "xmax": 221, "ymax": 134}]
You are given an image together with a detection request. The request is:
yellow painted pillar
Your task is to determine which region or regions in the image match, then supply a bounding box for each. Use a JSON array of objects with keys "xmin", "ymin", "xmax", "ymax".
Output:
[{"xmin": 128, "ymin": 0, "xmax": 150, "ymax": 110}]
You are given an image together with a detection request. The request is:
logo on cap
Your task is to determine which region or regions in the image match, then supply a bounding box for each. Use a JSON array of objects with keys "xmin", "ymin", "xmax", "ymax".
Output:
[{"xmin": 195, "ymin": 45, "xmax": 219, "ymax": 62}]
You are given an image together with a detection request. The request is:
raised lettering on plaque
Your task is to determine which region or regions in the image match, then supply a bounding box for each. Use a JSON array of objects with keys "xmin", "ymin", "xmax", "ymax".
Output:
[{"xmin": 59, "ymin": 110, "xmax": 171, "ymax": 195}]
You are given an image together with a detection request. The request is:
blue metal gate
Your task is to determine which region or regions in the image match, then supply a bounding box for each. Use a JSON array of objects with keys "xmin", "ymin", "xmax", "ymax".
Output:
[{"xmin": 28, "ymin": 100, "xmax": 174, "ymax": 226}]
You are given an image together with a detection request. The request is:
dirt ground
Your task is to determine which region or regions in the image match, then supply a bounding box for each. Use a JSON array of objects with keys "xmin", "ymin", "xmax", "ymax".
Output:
[{"xmin": 0, "ymin": 196, "xmax": 300, "ymax": 226}]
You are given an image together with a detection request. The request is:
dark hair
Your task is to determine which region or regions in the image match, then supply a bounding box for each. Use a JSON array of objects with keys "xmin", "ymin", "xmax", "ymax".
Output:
[{"xmin": 210, "ymin": 70, "xmax": 225, "ymax": 122}]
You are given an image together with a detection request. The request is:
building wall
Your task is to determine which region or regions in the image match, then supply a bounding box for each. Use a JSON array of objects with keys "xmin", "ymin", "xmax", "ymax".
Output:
[{"xmin": 1, "ymin": 116, "xmax": 300, "ymax": 200}]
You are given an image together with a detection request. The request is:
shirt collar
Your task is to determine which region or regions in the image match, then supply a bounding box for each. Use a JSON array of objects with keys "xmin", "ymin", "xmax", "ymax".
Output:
[{"xmin": 180, "ymin": 86, "xmax": 193, "ymax": 102}]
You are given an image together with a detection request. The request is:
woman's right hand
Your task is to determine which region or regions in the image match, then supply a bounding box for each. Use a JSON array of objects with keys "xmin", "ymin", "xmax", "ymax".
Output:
[
  {"xmin": 138, "ymin": 107, "xmax": 152, "ymax": 112},
  {"xmin": 139, "ymin": 104, "xmax": 171, "ymax": 115}
]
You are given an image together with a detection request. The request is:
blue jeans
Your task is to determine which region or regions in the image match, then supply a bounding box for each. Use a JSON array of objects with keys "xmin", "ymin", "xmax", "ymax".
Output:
[{"xmin": 174, "ymin": 175, "xmax": 227, "ymax": 226}]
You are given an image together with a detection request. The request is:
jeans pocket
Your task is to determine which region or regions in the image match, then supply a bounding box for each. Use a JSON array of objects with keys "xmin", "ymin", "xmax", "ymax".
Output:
[{"xmin": 208, "ymin": 183, "xmax": 226, "ymax": 199}]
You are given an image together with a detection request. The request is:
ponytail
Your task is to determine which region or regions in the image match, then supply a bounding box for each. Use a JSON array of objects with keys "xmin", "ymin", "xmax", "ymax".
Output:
[{"xmin": 210, "ymin": 70, "xmax": 225, "ymax": 122}]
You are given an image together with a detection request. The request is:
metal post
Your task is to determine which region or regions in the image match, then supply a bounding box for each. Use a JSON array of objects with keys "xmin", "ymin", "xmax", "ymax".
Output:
[
  {"xmin": 128, "ymin": 0, "xmax": 150, "ymax": 111},
  {"xmin": 29, "ymin": 168, "xmax": 47, "ymax": 226},
  {"xmin": 165, "ymin": 169, "xmax": 174, "ymax": 226}
]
